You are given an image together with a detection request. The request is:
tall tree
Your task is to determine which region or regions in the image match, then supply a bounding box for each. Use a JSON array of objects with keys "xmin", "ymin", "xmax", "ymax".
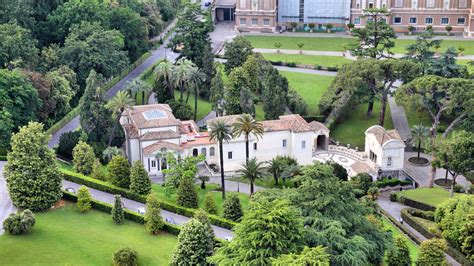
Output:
[
  {"xmin": 350, "ymin": 8, "xmax": 396, "ymax": 59},
  {"xmin": 153, "ymin": 59, "xmax": 175, "ymax": 101},
  {"xmin": 208, "ymin": 121, "xmax": 232, "ymax": 199},
  {"xmin": 429, "ymin": 47, "xmax": 466, "ymax": 78},
  {"xmin": 172, "ymin": 58, "xmax": 194, "ymax": 100},
  {"xmin": 187, "ymin": 66, "xmax": 206, "ymax": 121},
  {"xmin": 396, "ymin": 76, "xmax": 474, "ymax": 187},
  {"xmin": 171, "ymin": 218, "xmax": 215, "ymax": 265},
  {"xmin": 232, "ymin": 114, "xmax": 264, "ymax": 163},
  {"xmin": 72, "ymin": 141, "xmax": 96, "ymax": 175},
  {"xmin": 145, "ymin": 193, "xmax": 164, "ymax": 234},
  {"xmin": 410, "ymin": 123, "xmax": 430, "ymax": 160},
  {"xmin": 386, "ymin": 236, "xmax": 411, "ymax": 266},
  {"xmin": 5, "ymin": 122, "xmax": 62, "ymax": 212},
  {"xmin": 129, "ymin": 160, "xmax": 152, "ymax": 195},
  {"xmin": 0, "ymin": 23, "xmax": 39, "ymax": 70},
  {"xmin": 210, "ymin": 64, "xmax": 225, "ymax": 116},
  {"xmin": 404, "ymin": 30, "xmax": 441, "ymax": 75},
  {"xmin": 225, "ymin": 67, "xmax": 252, "ymax": 115},
  {"xmin": 262, "ymin": 67, "xmax": 289, "ymax": 120},
  {"xmin": 237, "ymin": 157, "xmax": 266, "ymax": 194},
  {"xmin": 224, "ymin": 36, "xmax": 254, "ymax": 73},
  {"xmin": 105, "ymin": 90, "xmax": 134, "ymax": 146},
  {"xmin": 108, "ymin": 155, "xmax": 131, "ymax": 189}
]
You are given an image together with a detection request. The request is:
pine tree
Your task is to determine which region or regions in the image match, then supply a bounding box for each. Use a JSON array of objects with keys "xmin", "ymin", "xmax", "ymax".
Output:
[
  {"xmin": 77, "ymin": 186, "xmax": 92, "ymax": 212},
  {"xmin": 171, "ymin": 218, "xmax": 214, "ymax": 265},
  {"xmin": 129, "ymin": 161, "xmax": 151, "ymax": 195},
  {"xmin": 262, "ymin": 68, "xmax": 288, "ymax": 120},
  {"xmin": 203, "ymin": 194, "xmax": 218, "ymax": 215},
  {"xmin": 72, "ymin": 141, "xmax": 96, "ymax": 175},
  {"xmin": 386, "ymin": 236, "xmax": 411, "ymax": 266},
  {"xmin": 5, "ymin": 122, "xmax": 62, "ymax": 212},
  {"xmin": 108, "ymin": 155, "xmax": 131, "ymax": 188},
  {"xmin": 176, "ymin": 177, "xmax": 198, "ymax": 209},
  {"xmin": 112, "ymin": 195, "xmax": 125, "ymax": 224},
  {"xmin": 145, "ymin": 193, "xmax": 164, "ymax": 234},
  {"xmin": 222, "ymin": 194, "xmax": 243, "ymax": 222}
]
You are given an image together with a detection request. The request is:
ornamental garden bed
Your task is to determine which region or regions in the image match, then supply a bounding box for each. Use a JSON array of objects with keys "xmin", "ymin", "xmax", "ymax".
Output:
[{"xmin": 407, "ymin": 156, "xmax": 430, "ymax": 166}]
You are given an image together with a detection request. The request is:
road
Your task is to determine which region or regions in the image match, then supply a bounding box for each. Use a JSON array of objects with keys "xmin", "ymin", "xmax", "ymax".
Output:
[
  {"xmin": 0, "ymin": 161, "xmax": 17, "ymax": 235},
  {"xmin": 62, "ymin": 180, "xmax": 233, "ymax": 239}
]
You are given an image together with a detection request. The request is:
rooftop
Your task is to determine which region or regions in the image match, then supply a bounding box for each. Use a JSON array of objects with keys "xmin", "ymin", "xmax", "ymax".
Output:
[
  {"xmin": 365, "ymin": 125, "xmax": 404, "ymax": 146},
  {"xmin": 124, "ymin": 104, "xmax": 181, "ymax": 130}
]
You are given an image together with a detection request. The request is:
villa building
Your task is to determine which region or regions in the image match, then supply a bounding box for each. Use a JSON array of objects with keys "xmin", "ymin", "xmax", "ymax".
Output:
[
  {"xmin": 364, "ymin": 125, "xmax": 406, "ymax": 174},
  {"xmin": 120, "ymin": 104, "xmax": 329, "ymax": 175}
]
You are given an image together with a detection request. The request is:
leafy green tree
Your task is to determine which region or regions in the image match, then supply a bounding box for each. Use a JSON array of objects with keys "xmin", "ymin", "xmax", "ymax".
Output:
[
  {"xmin": 0, "ymin": 69, "xmax": 40, "ymax": 149},
  {"xmin": 429, "ymin": 47, "xmax": 466, "ymax": 78},
  {"xmin": 108, "ymin": 155, "xmax": 131, "ymax": 188},
  {"xmin": 350, "ymin": 173, "xmax": 374, "ymax": 198},
  {"xmin": 262, "ymin": 67, "xmax": 288, "ymax": 119},
  {"xmin": 2, "ymin": 209, "xmax": 36, "ymax": 235},
  {"xmin": 5, "ymin": 122, "xmax": 62, "ymax": 211},
  {"xmin": 0, "ymin": 1, "xmax": 36, "ymax": 33},
  {"xmin": 287, "ymin": 87, "xmax": 308, "ymax": 116},
  {"xmin": 171, "ymin": 218, "xmax": 214, "ymax": 265},
  {"xmin": 60, "ymin": 22, "xmax": 128, "ymax": 85},
  {"xmin": 0, "ymin": 23, "xmax": 39, "ymax": 69},
  {"xmin": 273, "ymin": 246, "xmax": 330, "ymax": 266},
  {"xmin": 411, "ymin": 123, "xmax": 430, "ymax": 160},
  {"xmin": 162, "ymin": 154, "xmax": 204, "ymax": 188},
  {"xmin": 209, "ymin": 198, "xmax": 304, "ymax": 265},
  {"xmin": 222, "ymin": 194, "xmax": 244, "ymax": 222},
  {"xmin": 45, "ymin": 69, "xmax": 75, "ymax": 120},
  {"xmin": 232, "ymin": 114, "xmax": 264, "ymax": 163},
  {"xmin": 326, "ymin": 161, "xmax": 348, "ymax": 181},
  {"xmin": 386, "ymin": 236, "xmax": 411, "ymax": 266},
  {"xmin": 111, "ymin": 195, "xmax": 125, "ymax": 224},
  {"xmin": 203, "ymin": 193, "xmax": 218, "ymax": 215},
  {"xmin": 210, "ymin": 64, "xmax": 225, "ymax": 116},
  {"xmin": 460, "ymin": 214, "xmax": 474, "ymax": 261},
  {"xmin": 237, "ymin": 158, "xmax": 266, "ymax": 194},
  {"xmin": 57, "ymin": 131, "xmax": 81, "ymax": 160},
  {"xmin": 193, "ymin": 209, "xmax": 215, "ymax": 249},
  {"xmin": 209, "ymin": 121, "xmax": 232, "ymax": 199},
  {"xmin": 350, "ymin": 8, "xmax": 396, "ymax": 59},
  {"xmin": 72, "ymin": 141, "xmax": 96, "ymax": 175},
  {"xmin": 416, "ymin": 238, "xmax": 448, "ymax": 266},
  {"xmin": 165, "ymin": 98, "xmax": 193, "ymax": 120},
  {"xmin": 105, "ymin": 91, "xmax": 135, "ymax": 146},
  {"xmin": 145, "ymin": 193, "xmax": 164, "ymax": 234},
  {"xmin": 176, "ymin": 177, "xmax": 198, "ymax": 209},
  {"xmin": 153, "ymin": 59, "xmax": 175, "ymax": 101},
  {"xmin": 77, "ymin": 186, "xmax": 92, "ymax": 212},
  {"xmin": 405, "ymin": 30, "xmax": 442, "ymax": 74},
  {"xmin": 113, "ymin": 247, "xmax": 138, "ymax": 266},
  {"xmin": 140, "ymin": 1, "xmax": 164, "ymax": 37},
  {"xmin": 225, "ymin": 67, "xmax": 252, "ymax": 115},
  {"xmin": 91, "ymin": 159, "xmax": 106, "ymax": 181},
  {"xmin": 130, "ymin": 161, "xmax": 151, "ymax": 195},
  {"xmin": 224, "ymin": 36, "xmax": 254, "ymax": 73}
]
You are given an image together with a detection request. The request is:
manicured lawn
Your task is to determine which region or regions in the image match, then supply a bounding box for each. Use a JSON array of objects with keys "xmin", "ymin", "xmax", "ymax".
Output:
[
  {"xmin": 152, "ymin": 183, "xmax": 249, "ymax": 216},
  {"xmin": 278, "ymin": 71, "xmax": 335, "ymax": 116},
  {"xmin": 392, "ymin": 39, "xmax": 474, "ymax": 55},
  {"xmin": 261, "ymin": 53, "xmax": 352, "ymax": 67},
  {"xmin": 396, "ymin": 187, "xmax": 469, "ymax": 207},
  {"xmin": 0, "ymin": 205, "xmax": 177, "ymax": 265},
  {"xmin": 330, "ymin": 102, "xmax": 394, "ymax": 149},
  {"xmin": 228, "ymin": 175, "xmax": 295, "ymax": 189},
  {"xmin": 173, "ymin": 91, "xmax": 213, "ymax": 121},
  {"xmin": 381, "ymin": 216, "xmax": 419, "ymax": 262}
]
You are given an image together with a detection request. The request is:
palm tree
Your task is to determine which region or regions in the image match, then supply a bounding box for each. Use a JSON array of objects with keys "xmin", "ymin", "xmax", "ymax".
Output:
[
  {"xmin": 187, "ymin": 68, "xmax": 205, "ymax": 121},
  {"xmin": 237, "ymin": 157, "xmax": 266, "ymax": 194},
  {"xmin": 232, "ymin": 114, "xmax": 264, "ymax": 164},
  {"xmin": 209, "ymin": 121, "xmax": 232, "ymax": 199},
  {"xmin": 105, "ymin": 91, "xmax": 135, "ymax": 146},
  {"xmin": 410, "ymin": 123, "xmax": 430, "ymax": 160},
  {"xmin": 125, "ymin": 79, "xmax": 152, "ymax": 105},
  {"xmin": 268, "ymin": 157, "xmax": 283, "ymax": 185},
  {"xmin": 153, "ymin": 59, "xmax": 175, "ymax": 100},
  {"xmin": 172, "ymin": 58, "xmax": 194, "ymax": 100},
  {"xmin": 102, "ymin": 146, "xmax": 122, "ymax": 162}
]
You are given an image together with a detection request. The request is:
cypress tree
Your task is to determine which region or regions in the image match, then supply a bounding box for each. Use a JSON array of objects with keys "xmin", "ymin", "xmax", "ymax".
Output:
[
  {"xmin": 222, "ymin": 194, "xmax": 243, "ymax": 222},
  {"xmin": 203, "ymin": 193, "xmax": 218, "ymax": 215},
  {"xmin": 112, "ymin": 195, "xmax": 124, "ymax": 224},
  {"xmin": 176, "ymin": 178, "xmax": 198, "ymax": 209},
  {"xmin": 77, "ymin": 186, "xmax": 92, "ymax": 212},
  {"xmin": 130, "ymin": 161, "xmax": 151, "ymax": 195},
  {"xmin": 145, "ymin": 193, "xmax": 164, "ymax": 234}
]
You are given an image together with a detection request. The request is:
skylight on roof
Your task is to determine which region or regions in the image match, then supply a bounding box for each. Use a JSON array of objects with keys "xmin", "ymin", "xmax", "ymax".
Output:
[{"xmin": 143, "ymin": 109, "xmax": 167, "ymax": 120}]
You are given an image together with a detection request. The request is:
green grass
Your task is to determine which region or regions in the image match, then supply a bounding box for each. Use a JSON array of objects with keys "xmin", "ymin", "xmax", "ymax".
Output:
[
  {"xmin": 245, "ymin": 35, "xmax": 474, "ymax": 55},
  {"xmin": 381, "ymin": 216, "xmax": 419, "ymax": 262},
  {"xmin": 151, "ymin": 183, "xmax": 249, "ymax": 216},
  {"xmin": 173, "ymin": 91, "xmax": 213, "ymax": 121},
  {"xmin": 278, "ymin": 71, "xmax": 335, "ymax": 116},
  {"xmin": 330, "ymin": 102, "xmax": 394, "ymax": 149},
  {"xmin": 228, "ymin": 175, "xmax": 295, "ymax": 189},
  {"xmin": 458, "ymin": 59, "xmax": 474, "ymax": 74},
  {"xmin": 261, "ymin": 53, "xmax": 352, "ymax": 67},
  {"xmin": 0, "ymin": 205, "xmax": 177, "ymax": 265},
  {"xmin": 396, "ymin": 187, "xmax": 469, "ymax": 207}
]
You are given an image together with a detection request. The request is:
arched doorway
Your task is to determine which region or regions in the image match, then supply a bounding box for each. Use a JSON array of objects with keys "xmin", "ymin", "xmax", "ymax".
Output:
[
  {"xmin": 316, "ymin": 135, "xmax": 327, "ymax": 150},
  {"xmin": 192, "ymin": 148, "xmax": 199, "ymax": 157}
]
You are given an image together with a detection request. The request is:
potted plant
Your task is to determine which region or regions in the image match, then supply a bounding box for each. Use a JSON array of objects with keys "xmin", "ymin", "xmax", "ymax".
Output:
[
  {"xmin": 325, "ymin": 23, "xmax": 333, "ymax": 33},
  {"xmin": 445, "ymin": 25, "xmax": 452, "ymax": 36},
  {"xmin": 458, "ymin": 46, "xmax": 465, "ymax": 56},
  {"xmin": 308, "ymin": 23, "xmax": 315, "ymax": 33},
  {"xmin": 290, "ymin": 22, "xmax": 297, "ymax": 32},
  {"xmin": 408, "ymin": 25, "xmax": 415, "ymax": 35}
]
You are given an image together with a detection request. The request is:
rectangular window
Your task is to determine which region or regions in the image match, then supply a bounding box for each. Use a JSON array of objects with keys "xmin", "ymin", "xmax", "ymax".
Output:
[
  {"xmin": 354, "ymin": 17, "xmax": 361, "ymax": 25},
  {"xmin": 457, "ymin": 17, "xmax": 466, "ymax": 24},
  {"xmin": 240, "ymin": 0, "xmax": 246, "ymax": 9},
  {"xmin": 252, "ymin": 0, "xmax": 258, "ymax": 11},
  {"xmin": 151, "ymin": 160, "xmax": 156, "ymax": 168},
  {"xmin": 441, "ymin": 17, "xmax": 449, "ymax": 24},
  {"xmin": 412, "ymin": 0, "xmax": 418, "ymax": 8},
  {"xmin": 426, "ymin": 0, "xmax": 434, "ymax": 7},
  {"xmin": 395, "ymin": 0, "xmax": 403, "ymax": 7},
  {"xmin": 393, "ymin": 17, "xmax": 402, "ymax": 24},
  {"xmin": 387, "ymin": 157, "xmax": 392, "ymax": 167},
  {"xmin": 459, "ymin": 0, "xmax": 467, "ymax": 7},
  {"xmin": 425, "ymin": 17, "xmax": 433, "ymax": 24},
  {"xmin": 253, "ymin": 143, "xmax": 257, "ymax": 150},
  {"xmin": 227, "ymin": 151, "xmax": 233, "ymax": 159},
  {"xmin": 409, "ymin": 17, "xmax": 417, "ymax": 24},
  {"xmin": 301, "ymin": 141, "xmax": 306, "ymax": 149},
  {"xmin": 240, "ymin": 18, "xmax": 246, "ymax": 25},
  {"xmin": 282, "ymin": 139, "xmax": 287, "ymax": 147},
  {"xmin": 263, "ymin": 19, "xmax": 270, "ymax": 26},
  {"xmin": 251, "ymin": 18, "xmax": 258, "ymax": 26},
  {"xmin": 443, "ymin": 0, "xmax": 449, "ymax": 8}
]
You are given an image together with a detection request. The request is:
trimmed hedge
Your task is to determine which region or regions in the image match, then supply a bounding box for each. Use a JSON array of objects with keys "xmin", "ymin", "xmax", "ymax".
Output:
[
  {"xmin": 61, "ymin": 170, "xmax": 237, "ymax": 230},
  {"xmin": 375, "ymin": 178, "xmax": 412, "ymax": 188},
  {"xmin": 396, "ymin": 195, "xmax": 436, "ymax": 211},
  {"xmin": 378, "ymin": 208, "xmax": 424, "ymax": 245}
]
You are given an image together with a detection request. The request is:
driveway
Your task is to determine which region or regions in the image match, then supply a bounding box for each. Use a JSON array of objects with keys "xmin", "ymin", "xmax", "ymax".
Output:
[
  {"xmin": 210, "ymin": 22, "xmax": 238, "ymax": 54},
  {"xmin": 0, "ymin": 161, "xmax": 17, "ymax": 235}
]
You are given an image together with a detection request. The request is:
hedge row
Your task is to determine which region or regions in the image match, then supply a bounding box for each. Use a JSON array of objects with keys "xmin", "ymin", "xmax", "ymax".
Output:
[
  {"xmin": 268, "ymin": 60, "xmax": 339, "ymax": 72},
  {"xmin": 393, "ymin": 194, "xmax": 436, "ymax": 212},
  {"xmin": 378, "ymin": 208, "xmax": 424, "ymax": 245},
  {"xmin": 61, "ymin": 170, "xmax": 237, "ymax": 230},
  {"xmin": 375, "ymin": 178, "xmax": 412, "ymax": 188}
]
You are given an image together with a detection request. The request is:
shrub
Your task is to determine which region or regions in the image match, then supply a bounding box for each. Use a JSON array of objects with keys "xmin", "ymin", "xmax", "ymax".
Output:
[
  {"xmin": 327, "ymin": 161, "xmax": 348, "ymax": 181},
  {"xmin": 407, "ymin": 208, "xmax": 435, "ymax": 221},
  {"xmin": 129, "ymin": 161, "xmax": 151, "ymax": 195},
  {"xmin": 286, "ymin": 62, "xmax": 297, "ymax": 67},
  {"xmin": 316, "ymin": 65, "xmax": 323, "ymax": 70},
  {"xmin": 287, "ymin": 88, "xmax": 308, "ymax": 116},
  {"xmin": 171, "ymin": 218, "xmax": 214, "ymax": 265},
  {"xmin": 177, "ymin": 178, "xmax": 198, "ymax": 209},
  {"xmin": 77, "ymin": 186, "xmax": 92, "ymax": 212},
  {"xmin": 453, "ymin": 184, "xmax": 464, "ymax": 193},
  {"xmin": 222, "ymin": 194, "xmax": 243, "ymax": 222},
  {"xmin": 112, "ymin": 195, "xmax": 124, "ymax": 224},
  {"xmin": 351, "ymin": 173, "xmax": 373, "ymax": 198},
  {"xmin": 386, "ymin": 235, "xmax": 411, "ymax": 266},
  {"xmin": 91, "ymin": 159, "xmax": 106, "ymax": 181},
  {"xmin": 72, "ymin": 141, "xmax": 96, "ymax": 175},
  {"xmin": 203, "ymin": 193, "xmax": 218, "ymax": 215},
  {"xmin": 3, "ymin": 209, "xmax": 35, "ymax": 235},
  {"xmin": 57, "ymin": 131, "xmax": 81, "ymax": 159},
  {"xmin": 113, "ymin": 247, "xmax": 138, "ymax": 266},
  {"xmin": 416, "ymin": 238, "xmax": 448, "ymax": 265},
  {"xmin": 108, "ymin": 155, "xmax": 131, "ymax": 188},
  {"xmin": 367, "ymin": 186, "xmax": 380, "ymax": 201},
  {"xmin": 390, "ymin": 193, "xmax": 398, "ymax": 202},
  {"xmin": 145, "ymin": 193, "xmax": 164, "ymax": 234}
]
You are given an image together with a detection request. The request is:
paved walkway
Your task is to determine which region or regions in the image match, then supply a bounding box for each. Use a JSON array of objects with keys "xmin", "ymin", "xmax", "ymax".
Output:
[
  {"xmin": 62, "ymin": 180, "xmax": 233, "ymax": 239},
  {"xmin": 0, "ymin": 161, "xmax": 16, "ymax": 235},
  {"xmin": 211, "ymin": 22, "xmax": 238, "ymax": 54}
]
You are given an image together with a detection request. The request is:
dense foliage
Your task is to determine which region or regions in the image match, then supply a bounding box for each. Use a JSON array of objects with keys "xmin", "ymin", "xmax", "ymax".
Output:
[
  {"xmin": 72, "ymin": 141, "xmax": 96, "ymax": 176},
  {"xmin": 111, "ymin": 195, "xmax": 125, "ymax": 224},
  {"xmin": 176, "ymin": 177, "xmax": 198, "ymax": 209},
  {"xmin": 416, "ymin": 238, "xmax": 448, "ymax": 265},
  {"xmin": 222, "ymin": 194, "xmax": 244, "ymax": 222},
  {"xmin": 129, "ymin": 161, "xmax": 152, "ymax": 195},
  {"xmin": 3, "ymin": 209, "xmax": 36, "ymax": 235},
  {"xmin": 145, "ymin": 193, "xmax": 164, "ymax": 234},
  {"xmin": 386, "ymin": 236, "xmax": 411, "ymax": 266},
  {"xmin": 108, "ymin": 155, "xmax": 131, "ymax": 189},
  {"xmin": 77, "ymin": 186, "xmax": 92, "ymax": 212},
  {"xmin": 171, "ymin": 218, "xmax": 215, "ymax": 265},
  {"xmin": 113, "ymin": 247, "xmax": 138, "ymax": 266},
  {"xmin": 203, "ymin": 193, "xmax": 218, "ymax": 215}
]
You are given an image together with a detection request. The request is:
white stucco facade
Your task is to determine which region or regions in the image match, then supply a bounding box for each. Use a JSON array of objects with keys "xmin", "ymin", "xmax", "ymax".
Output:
[{"xmin": 365, "ymin": 125, "xmax": 405, "ymax": 172}]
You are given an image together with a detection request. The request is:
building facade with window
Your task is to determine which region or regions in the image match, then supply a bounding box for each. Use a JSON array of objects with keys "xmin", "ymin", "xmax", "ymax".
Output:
[
  {"xmin": 234, "ymin": 0, "xmax": 277, "ymax": 32},
  {"xmin": 364, "ymin": 125, "xmax": 405, "ymax": 173},
  {"xmin": 120, "ymin": 104, "xmax": 329, "ymax": 175}
]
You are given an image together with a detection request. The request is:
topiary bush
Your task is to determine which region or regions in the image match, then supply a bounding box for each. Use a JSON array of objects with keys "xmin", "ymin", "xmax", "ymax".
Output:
[
  {"xmin": 113, "ymin": 247, "xmax": 138, "ymax": 266},
  {"xmin": 108, "ymin": 155, "xmax": 131, "ymax": 189},
  {"xmin": 111, "ymin": 195, "xmax": 124, "ymax": 224},
  {"xmin": 222, "ymin": 194, "xmax": 243, "ymax": 222},
  {"xmin": 416, "ymin": 238, "xmax": 448, "ymax": 265},
  {"xmin": 145, "ymin": 193, "xmax": 164, "ymax": 234},
  {"xmin": 77, "ymin": 186, "xmax": 92, "ymax": 212},
  {"xmin": 176, "ymin": 177, "xmax": 198, "ymax": 209},
  {"xmin": 91, "ymin": 159, "xmax": 106, "ymax": 181},
  {"xmin": 3, "ymin": 209, "xmax": 35, "ymax": 235},
  {"xmin": 72, "ymin": 141, "xmax": 96, "ymax": 175},
  {"xmin": 203, "ymin": 193, "xmax": 218, "ymax": 215}
]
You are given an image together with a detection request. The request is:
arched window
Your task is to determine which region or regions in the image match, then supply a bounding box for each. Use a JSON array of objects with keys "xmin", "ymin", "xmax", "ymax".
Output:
[
  {"xmin": 192, "ymin": 148, "xmax": 198, "ymax": 157},
  {"xmin": 210, "ymin": 147, "xmax": 215, "ymax": 156},
  {"xmin": 201, "ymin": 148, "xmax": 207, "ymax": 156}
]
